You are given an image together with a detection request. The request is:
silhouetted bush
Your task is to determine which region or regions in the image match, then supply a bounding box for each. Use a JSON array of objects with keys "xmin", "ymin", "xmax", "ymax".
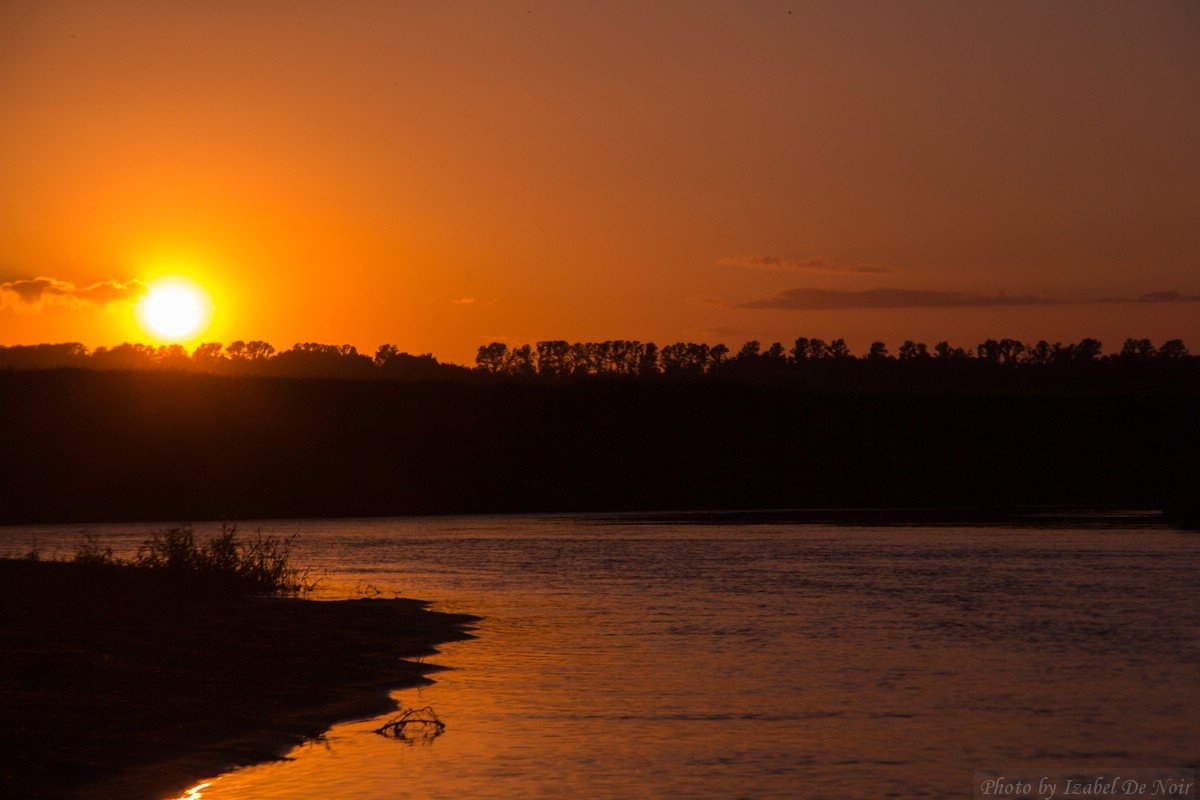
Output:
[{"xmin": 75, "ymin": 525, "xmax": 313, "ymax": 596}]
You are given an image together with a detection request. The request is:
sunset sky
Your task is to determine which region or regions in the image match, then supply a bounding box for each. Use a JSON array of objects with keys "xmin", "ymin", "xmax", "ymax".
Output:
[{"xmin": 2, "ymin": 1, "xmax": 1197, "ymax": 363}]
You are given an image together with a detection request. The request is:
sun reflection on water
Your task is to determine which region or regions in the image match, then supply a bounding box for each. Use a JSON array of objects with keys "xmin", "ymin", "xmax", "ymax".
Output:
[{"xmin": 175, "ymin": 781, "xmax": 211, "ymax": 799}]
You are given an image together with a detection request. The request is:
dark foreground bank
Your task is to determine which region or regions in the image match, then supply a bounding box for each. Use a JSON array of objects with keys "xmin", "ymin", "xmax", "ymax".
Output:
[{"xmin": 0, "ymin": 559, "xmax": 477, "ymax": 800}]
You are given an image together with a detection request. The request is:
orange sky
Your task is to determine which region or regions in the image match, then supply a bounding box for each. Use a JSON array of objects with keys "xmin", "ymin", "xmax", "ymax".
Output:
[{"xmin": 2, "ymin": 1, "xmax": 1197, "ymax": 363}]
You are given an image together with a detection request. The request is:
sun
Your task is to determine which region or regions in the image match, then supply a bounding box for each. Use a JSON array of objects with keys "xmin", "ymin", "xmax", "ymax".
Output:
[{"xmin": 136, "ymin": 278, "xmax": 213, "ymax": 341}]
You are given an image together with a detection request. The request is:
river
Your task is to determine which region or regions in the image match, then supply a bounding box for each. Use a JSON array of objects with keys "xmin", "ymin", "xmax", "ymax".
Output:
[{"xmin": 11, "ymin": 512, "xmax": 1199, "ymax": 799}]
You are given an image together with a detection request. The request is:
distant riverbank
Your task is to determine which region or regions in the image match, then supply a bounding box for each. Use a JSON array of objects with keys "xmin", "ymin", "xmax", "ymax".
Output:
[
  {"xmin": 0, "ymin": 558, "xmax": 477, "ymax": 800},
  {"xmin": 1, "ymin": 370, "xmax": 1197, "ymax": 524}
]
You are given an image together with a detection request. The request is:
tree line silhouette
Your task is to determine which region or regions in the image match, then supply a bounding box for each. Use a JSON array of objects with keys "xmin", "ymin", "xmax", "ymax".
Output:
[
  {"xmin": 0, "ymin": 341, "xmax": 467, "ymax": 380},
  {"xmin": 474, "ymin": 336, "xmax": 1191, "ymax": 375},
  {"xmin": 0, "ymin": 336, "xmax": 1194, "ymax": 388}
]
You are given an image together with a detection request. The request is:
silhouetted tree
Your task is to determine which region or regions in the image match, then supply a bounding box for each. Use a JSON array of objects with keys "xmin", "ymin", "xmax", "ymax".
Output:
[
  {"xmin": 867, "ymin": 341, "xmax": 890, "ymax": 360},
  {"xmin": 898, "ymin": 340, "xmax": 929, "ymax": 360},
  {"xmin": 660, "ymin": 342, "xmax": 710, "ymax": 375},
  {"xmin": 1120, "ymin": 338, "xmax": 1157, "ymax": 359},
  {"xmin": 536, "ymin": 340, "xmax": 569, "ymax": 377},
  {"xmin": 374, "ymin": 344, "xmax": 400, "ymax": 367},
  {"xmin": 374, "ymin": 348, "xmax": 456, "ymax": 379},
  {"xmin": 246, "ymin": 341, "xmax": 276, "ymax": 361},
  {"xmin": 1027, "ymin": 340, "xmax": 1053, "ymax": 365},
  {"xmin": 1076, "ymin": 338, "xmax": 1103, "ymax": 361},
  {"xmin": 659, "ymin": 343, "xmax": 685, "ymax": 375},
  {"xmin": 933, "ymin": 341, "xmax": 968, "ymax": 359},
  {"xmin": 602, "ymin": 340, "xmax": 645, "ymax": 375},
  {"xmin": 476, "ymin": 343, "xmax": 506, "ymax": 373},
  {"xmin": 0, "ymin": 342, "xmax": 89, "ymax": 369},
  {"xmin": 572, "ymin": 342, "xmax": 594, "ymax": 374},
  {"xmin": 267, "ymin": 342, "xmax": 372, "ymax": 378},
  {"xmin": 708, "ymin": 343, "xmax": 729, "ymax": 372},
  {"xmin": 1159, "ymin": 339, "xmax": 1190, "ymax": 360},
  {"xmin": 638, "ymin": 343, "xmax": 659, "ymax": 377},
  {"xmin": 90, "ymin": 343, "xmax": 157, "ymax": 370},
  {"xmin": 827, "ymin": 338, "xmax": 851, "ymax": 359},
  {"xmin": 978, "ymin": 338, "xmax": 1025, "ymax": 364},
  {"xmin": 156, "ymin": 345, "xmax": 190, "ymax": 370},
  {"xmin": 191, "ymin": 342, "xmax": 225, "ymax": 367},
  {"xmin": 736, "ymin": 341, "xmax": 761, "ymax": 362},
  {"xmin": 507, "ymin": 344, "xmax": 535, "ymax": 376},
  {"xmin": 763, "ymin": 342, "xmax": 786, "ymax": 366}
]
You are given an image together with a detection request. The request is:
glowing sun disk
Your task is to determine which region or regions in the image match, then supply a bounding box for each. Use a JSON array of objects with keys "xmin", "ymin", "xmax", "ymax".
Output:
[{"xmin": 137, "ymin": 279, "xmax": 211, "ymax": 340}]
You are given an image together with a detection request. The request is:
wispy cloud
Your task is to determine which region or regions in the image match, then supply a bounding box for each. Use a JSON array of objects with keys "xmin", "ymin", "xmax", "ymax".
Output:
[
  {"xmin": 1, "ymin": 276, "xmax": 148, "ymax": 311},
  {"xmin": 451, "ymin": 297, "xmax": 476, "ymax": 304},
  {"xmin": 1134, "ymin": 290, "xmax": 1200, "ymax": 303},
  {"xmin": 1094, "ymin": 289, "xmax": 1200, "ymax": 303},
  {"xmin": 719, "ymin": 254, "xmax": 892, "ymax": 275},
  {"xmin": 735, "ymin": 287, "xmax": 1052, "ymax": 311},
  {"xmin": 686, "ymin": 295, "xmax": 729, "ymax": 309}
]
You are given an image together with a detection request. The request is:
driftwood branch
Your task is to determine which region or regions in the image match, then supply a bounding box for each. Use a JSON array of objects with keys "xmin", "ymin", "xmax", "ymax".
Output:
[{"xmin": 373, "ymin": 706, "xmax": 446, "ymax": 743}]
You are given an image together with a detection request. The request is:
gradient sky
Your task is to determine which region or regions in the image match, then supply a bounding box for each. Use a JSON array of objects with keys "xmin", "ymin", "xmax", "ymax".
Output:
[{"xmin": 2, "ymin": 1, "xmax": 1197, "ymax": 362}]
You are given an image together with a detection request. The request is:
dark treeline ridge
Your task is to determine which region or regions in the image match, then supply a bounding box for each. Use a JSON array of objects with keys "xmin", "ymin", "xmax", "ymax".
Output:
[
  {"xmin": 0, "ymin": 340, "xmax": 468, "ymax": 380},
  {"xmin": 0, "ymin": 364, "xmax": 1196, "ymax": 525},
  {"xmin": 1, "ymin": 335, "xmax": 1197, "ymax": 393},
  {"xmin": 474, "ymin": 335, "xmax": 1191, "ymax": 375}
]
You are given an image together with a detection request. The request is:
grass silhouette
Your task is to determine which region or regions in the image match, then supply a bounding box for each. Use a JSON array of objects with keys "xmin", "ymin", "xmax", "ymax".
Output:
[{"xmin": 72, "ymin": 525, "xmax": 315, "ymax": 596}]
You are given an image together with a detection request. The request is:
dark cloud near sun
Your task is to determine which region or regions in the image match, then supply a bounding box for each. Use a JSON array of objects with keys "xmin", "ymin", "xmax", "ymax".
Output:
[
  {"xmin": 719, "ymin": 255, "xmax": 893, "ymax": 275},
  {"xmin": 735, "ymin": 287, "xmax": 1052, "ymax": 311},
  {"xmin": 0, "ymin": 277, "xmax": 148, "ymax": 311}
]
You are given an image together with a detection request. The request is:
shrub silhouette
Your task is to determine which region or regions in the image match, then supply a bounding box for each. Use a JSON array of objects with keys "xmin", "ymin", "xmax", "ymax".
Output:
[{"xmin": 78, "ymin": 525, "xmax": 314, "ymax": 596}]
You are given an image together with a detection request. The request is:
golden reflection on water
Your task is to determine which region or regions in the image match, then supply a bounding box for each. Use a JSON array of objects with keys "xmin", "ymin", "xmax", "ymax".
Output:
[{"xmin": 173, "ymin": 781, "xmax": 210, "ymax": 800}]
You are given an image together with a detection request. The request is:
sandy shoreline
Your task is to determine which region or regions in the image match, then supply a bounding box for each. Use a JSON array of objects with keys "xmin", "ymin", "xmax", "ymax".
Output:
[{"xmin": 0, "ymin": 559, "xmax": 478, "ymax": 800}]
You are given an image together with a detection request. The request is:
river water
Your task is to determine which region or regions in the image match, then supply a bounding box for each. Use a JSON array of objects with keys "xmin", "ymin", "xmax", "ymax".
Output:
[{"xmin": 10, "ymin": 513, "xmax": 1199, "ymax": 799}]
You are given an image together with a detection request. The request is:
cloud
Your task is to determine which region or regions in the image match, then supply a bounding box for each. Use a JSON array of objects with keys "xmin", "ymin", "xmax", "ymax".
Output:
[
  {"xmin": 686, "ymin": 295, "xmax": 729, "ymax": 309},
  {"xmin": 1093, "ymin": 290, "xmax": 1200, "ymax": 303},
  {"xmin": 719, "ymin": 254, "xmax": 892, "ymax": 274},
  {"xmin": 451, "ymin": 297, "xmax": 476, "ymax": 304},
  {"xmin": 1135, "ymin": 290, "xmax": 1200, "ymax": 303},
  {"xmin": 1, "ymin": 276, "xmax": 148, "ymax": 311},
  {"xmin": 735, "ymin": 287, "xmax": 1053, "ymax": 311}
]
